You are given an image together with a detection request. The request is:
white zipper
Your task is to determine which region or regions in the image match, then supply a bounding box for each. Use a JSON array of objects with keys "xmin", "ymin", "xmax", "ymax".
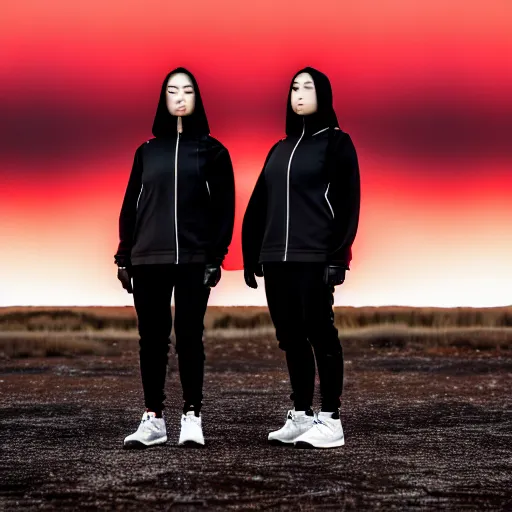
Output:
[
  {"xmin": 205, "ymin": 180, "xmax": 210, "ymax": 197},
  {"xmin": 136, "ymin": 184, "xmax": 143, "ymax": 210},
  {"xmin": 174, "ymin": 132, "xmax": 180, "ymax": 264},
  {"xmin": 284, "ymin": 119, "xmax": 305, "ymax": 261},
  {"xmin": 325, "ymin": 183, "xmax": 335, "ymax": 219}
]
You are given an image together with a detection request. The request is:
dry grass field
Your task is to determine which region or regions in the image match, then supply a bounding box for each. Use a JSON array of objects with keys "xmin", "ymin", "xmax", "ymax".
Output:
[
  {"xmin": 2, "ymin": 305, "xmax": 512, "ymax": 332},
  {"xmin": 0, "ymin": 306, "xmax": 511, "ymax": 359}
]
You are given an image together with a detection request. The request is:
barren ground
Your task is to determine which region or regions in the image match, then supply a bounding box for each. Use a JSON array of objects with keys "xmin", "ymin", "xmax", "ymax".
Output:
[{"xmin": 1, "ymin": 338, "xmax": 511, "ymax": 511}]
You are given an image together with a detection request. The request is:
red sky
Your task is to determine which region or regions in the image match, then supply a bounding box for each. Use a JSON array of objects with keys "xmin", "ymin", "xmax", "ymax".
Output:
[{"xmin": 1, "ymin": 1, "xmax": 511, "ymax": 306}]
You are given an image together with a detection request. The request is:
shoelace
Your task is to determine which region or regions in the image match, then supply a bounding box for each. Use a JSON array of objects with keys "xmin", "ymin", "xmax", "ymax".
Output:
[{"xmin": 313, "ymin": 418, "xmax": 338, "ymax": 434}]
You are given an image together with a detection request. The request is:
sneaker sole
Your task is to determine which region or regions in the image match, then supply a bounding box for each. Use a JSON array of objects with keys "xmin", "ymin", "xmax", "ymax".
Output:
[
  {"xmin": 178, "ymin": 440, "xmax": 205, "ymax": 448},
  {"xmin": 295, "ymin": 438, "xmax": 345, "ymax": 449},
  {"xmin": 268, "ymin": 439, "xmax": 296, "ymax": 446},
  {"xmin": 123, "ymin": 436, "xmax": 167, "ymax": 449}
]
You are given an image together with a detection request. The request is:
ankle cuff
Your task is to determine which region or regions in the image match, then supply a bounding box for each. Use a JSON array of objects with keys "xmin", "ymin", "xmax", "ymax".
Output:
[
  {"xmin": 294, "ymin": 407, "xmax": 314, "ymax": 416},
  {"xmin": 183, "ymin": 403, "xmax": 202, "ymax": 416},
  {"xmin": 319, "ymin": 410, "xmax": 340, "ymax": 420}
]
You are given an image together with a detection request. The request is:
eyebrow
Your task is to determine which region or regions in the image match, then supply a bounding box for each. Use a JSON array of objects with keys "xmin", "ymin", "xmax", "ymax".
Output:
[
  {"xmin": 167, "ymin": 85, "xmax": 194, "ymax": 89},
  {"xmin": 293, "ymin": 81, "xmax": 314, "ymax": 85}
]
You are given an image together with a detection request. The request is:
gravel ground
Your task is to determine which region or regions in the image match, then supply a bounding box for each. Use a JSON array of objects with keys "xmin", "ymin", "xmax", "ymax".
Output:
[{"xmin": 1, "ymin": 340, "xmax": 511, "ymax": 511}]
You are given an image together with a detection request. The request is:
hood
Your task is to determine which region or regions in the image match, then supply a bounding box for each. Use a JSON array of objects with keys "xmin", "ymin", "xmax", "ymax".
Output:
[
  {"xmin": 152, "ymin": 67, "xmax": 210, "ymax": 138},
  {"xmin": 285, "ymin": 67, "xmax": 339, "ymax": 137}
]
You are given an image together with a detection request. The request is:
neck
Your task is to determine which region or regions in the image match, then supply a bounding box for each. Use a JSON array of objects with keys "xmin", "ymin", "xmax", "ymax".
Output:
[
  {"xmin": 177, "ymin": 116, "xmax": 183, "ymax": 133},
  {"xmin": 300, "ymin": 112, "xmax": 327, "ymax": 136}
]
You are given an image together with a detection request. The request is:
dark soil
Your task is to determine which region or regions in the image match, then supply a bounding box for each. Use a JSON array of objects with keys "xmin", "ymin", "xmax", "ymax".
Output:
[{"xmin": 1, "ymin": 341, "xmax": 511, "ymax": 511}]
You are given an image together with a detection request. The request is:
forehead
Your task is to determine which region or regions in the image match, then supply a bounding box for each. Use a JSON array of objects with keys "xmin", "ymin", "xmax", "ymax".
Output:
[
  {"xmin": 293, "ymin": 72, "xmax": 314, "ymax": 85},
  {"xmin": 167, "ymin": 73, "xmax": 194, "ymax": 87}
]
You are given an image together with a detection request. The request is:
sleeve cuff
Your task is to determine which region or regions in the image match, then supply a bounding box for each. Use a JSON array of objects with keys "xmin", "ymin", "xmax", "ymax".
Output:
[{"xmin": 114, "ymin": 255, "xmax": 131, "ymax": 267}]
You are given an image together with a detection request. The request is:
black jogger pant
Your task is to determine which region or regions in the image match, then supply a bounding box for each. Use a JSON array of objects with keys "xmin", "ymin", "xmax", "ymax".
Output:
[
  {"xmin": 263, "ymin": 262, "xmax": 344, "ymax": 412},
  {"xmin": 131, "ymin": 264, "xmax": 210, "ymax": 413}
]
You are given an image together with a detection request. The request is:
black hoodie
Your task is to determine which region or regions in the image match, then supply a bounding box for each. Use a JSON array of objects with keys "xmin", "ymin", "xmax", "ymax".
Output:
[
  {"xmin": 114, "ymin": 68, "xmax": 235, "ymax": 267},
  {"xmin": 242, "ymin": 67, "xmax": 360, "ymax": 269}
]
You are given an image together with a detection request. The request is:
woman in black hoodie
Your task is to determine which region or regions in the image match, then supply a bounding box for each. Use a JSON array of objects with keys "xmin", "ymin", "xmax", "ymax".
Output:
[
  {"xmin": 242, "ymin": 67, "xmax": 360, "ymax": 449},
  {"xmin": 115, "ymin": 68, "xmax": 235, "ymax": 449}
]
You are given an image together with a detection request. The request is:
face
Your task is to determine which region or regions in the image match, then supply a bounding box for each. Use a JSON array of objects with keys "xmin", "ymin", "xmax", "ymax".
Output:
[
  {"xmin": 291, "ymin": 72, "xmax": 318, "ymax": 115},
  {"xmin": 166, "ymin": 72, "xmax": 196, "ymax": 116}
]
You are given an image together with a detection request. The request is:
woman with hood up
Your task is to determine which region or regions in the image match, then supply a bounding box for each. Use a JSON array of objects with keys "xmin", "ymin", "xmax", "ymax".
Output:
[
  {"xmin": 114, "ymin": 68, "xmax": 235, "ymax": 449},
  {"xmin": 242, "ymin": 67, "xmax": 360, "ymax": 449}
]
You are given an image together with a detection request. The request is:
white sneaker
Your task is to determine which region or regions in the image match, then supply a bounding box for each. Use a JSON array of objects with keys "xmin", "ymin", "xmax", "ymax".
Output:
[
  {"xmin": 179, "ymin": 411, "xmax": 205, "ymax": 446},
  {"xmin": 268, "ymin": 409, "xmax": 315, "ymax": 445},
  {"xmin": 294, "ymin": 411, "xmax": 345, "ymax": 449},
  {"xmin": 123, "ymin": 411, "xmax": 167, "ymax": 449}
]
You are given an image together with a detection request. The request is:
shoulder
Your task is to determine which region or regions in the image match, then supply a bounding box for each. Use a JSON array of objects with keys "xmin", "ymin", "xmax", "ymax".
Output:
[
  {"xmin": 204, "ymin": 135, "xmax": 228, "ymax": 154},
  {"xmin": 331, "ymin": 127, "xmax": 350, "ymax": 142},
  {"xmin": 269, "ymin": 139, "xmax": 283, "ymax": 152},
  {"xmin": 201, "ymin": 135, "xmax": 234, "ymax": 163},
  {"xmin": 330, "ymin": 128, "xmax": 356, "ymax": 152},
  {"xmin": 262, "ymin": 140, "xmax": 283, "ymax": 165},
  {"xmin": 135, "ymin": 138, "xmax": 156, "ymax": 154}
]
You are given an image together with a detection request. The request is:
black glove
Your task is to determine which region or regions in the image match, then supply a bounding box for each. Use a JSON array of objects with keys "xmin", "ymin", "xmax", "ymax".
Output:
[
  {"xmin": 204, "ymin": 264, "xmax": 221, "ymax": 288},
  {"xmin": 244, "ymin": 264, "xmax": 263, "ymax": 289},
  {"xmin": 323, "ymin": 265, "xmax": 346, "ymax": 287},
  {"xmin": 117, "ymin": 266, "xmax": 133, "ymax": 294}
]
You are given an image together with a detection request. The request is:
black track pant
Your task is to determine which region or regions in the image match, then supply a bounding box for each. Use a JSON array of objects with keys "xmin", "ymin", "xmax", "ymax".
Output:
[
  {"xmin": 131, "ymin": 264, "xmax": 210, "ymax": 413},
  {"xmin": 263, "ymin": 262, "xmax": 344, "ymax": 411}
]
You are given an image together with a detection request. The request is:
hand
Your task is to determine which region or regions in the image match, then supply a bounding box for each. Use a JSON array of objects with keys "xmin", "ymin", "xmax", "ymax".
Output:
[
  {"xmin": 244, "ymin": 264, "xmax": 263, "ymax": 289},
  {"xmin": 204, "ymin": 264, "xmax": 221, "ymax": 288},
  {"xmin": 117, "ymin": 266, "xmax": 133, "ymax": 294},
  {"xmin": 323, "ymin": 265, "xmax": 346, "ymax": 286}
]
